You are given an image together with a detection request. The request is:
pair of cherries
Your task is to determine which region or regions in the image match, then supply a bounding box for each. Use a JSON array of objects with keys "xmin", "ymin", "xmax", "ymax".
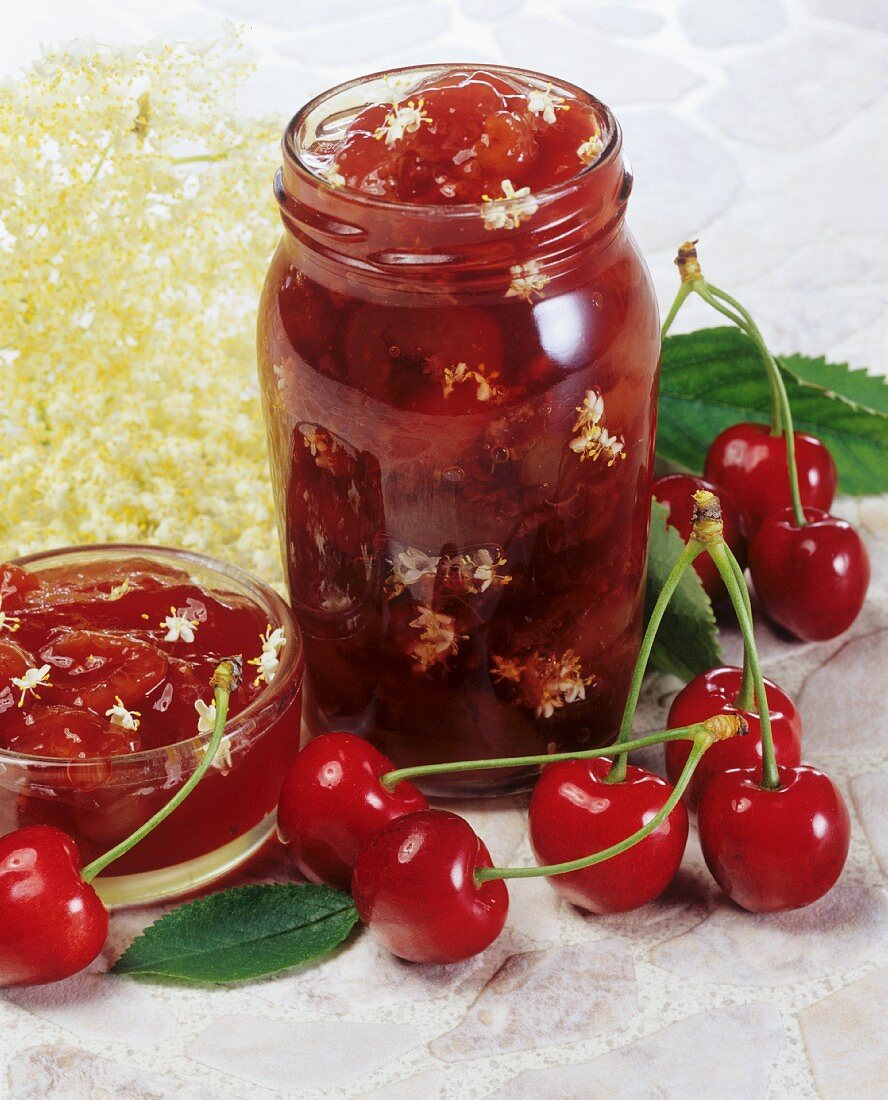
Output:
[
  {"xmin": 657, "ymin": 425, "xmax": 870, "ymax": 641},
  {"xmin": 278, "ymin": 720, "xmax": 850, "ymax": 964}
]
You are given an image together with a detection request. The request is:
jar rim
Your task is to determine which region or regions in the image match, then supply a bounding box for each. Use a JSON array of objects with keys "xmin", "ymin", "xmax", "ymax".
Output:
[
  {"xmin": 282, "ymin": 62, "xmax": 621, "ymax": 216},
  {"xmin": 1, "ymin": 543, "xmax": 303, "ymax": 772}
]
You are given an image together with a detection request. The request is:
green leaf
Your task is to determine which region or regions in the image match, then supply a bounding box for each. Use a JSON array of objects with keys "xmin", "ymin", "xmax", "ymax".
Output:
[
  {"xmin": 779, "ymin": 353, "xmax": 888, "ymax": 417},
  {"xmin": 658, "ymin": 327, "xmax": 888, "ymax": 495},
  {"xmin": 645, "ymin": 500, "xmax": 721, "ymax": 682},
  {"xmin": 112, "ymin": 883, "xmax": 359, "ymax": 983}
]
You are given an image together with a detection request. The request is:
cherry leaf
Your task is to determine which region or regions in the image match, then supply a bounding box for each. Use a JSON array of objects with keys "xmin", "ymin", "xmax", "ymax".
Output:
[
  {"xmin": 645, "ymin": 500, "xmax": 721, "ymax": 682},
  {"xmin": 112, "ymin": 883, "xmax": 358, "ymax": 983}
]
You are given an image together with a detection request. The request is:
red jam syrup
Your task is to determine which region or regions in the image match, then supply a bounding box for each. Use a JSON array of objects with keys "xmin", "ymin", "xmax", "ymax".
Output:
[
  {"xmin": 260, "ymin": 66, "xmax": 659, "ymax": 791},
  {"xmin": 0, "ymin": 559, "xmax": 301, "ymax": 874}
]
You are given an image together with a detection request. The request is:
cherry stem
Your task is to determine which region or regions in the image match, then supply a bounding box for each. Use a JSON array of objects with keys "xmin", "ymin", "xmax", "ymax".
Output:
[
  {"xmin": 476, "ymin": 733, "xmax": 713, "ymax": 884},
  {"xmin": 606, "ymin": 537, "xmax": 705, "ymax": 784},
  {"xmin": 381, "ymin": 718, "xmax": 734, "ymax": 791},
  {"xmin": 80, "ymin": 660, "xmax": 237, "ymax": 883},
  {"xmin": 706, "ymin": 542, "xmax": 781, "ymax": 791},
  {"xmin": 731, "ymin": 554, "xmax": 756, "ymax": 711},
  {"xmin": 660, "ymin": 280, "xmax": 692, "ymax": 339}
]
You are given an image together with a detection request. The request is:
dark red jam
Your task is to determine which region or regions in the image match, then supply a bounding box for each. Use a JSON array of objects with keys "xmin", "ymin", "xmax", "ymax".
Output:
[
  {"xmin": 0, "ymin": 558, "xmax": 301, "ymax": 875},
  {"xmin": 261, "ymin": 65, "xmax": 659, "ymax": 792},
  {"xmin": 304, "ymin": 67, "xmax": 606, "ymax": 203}
]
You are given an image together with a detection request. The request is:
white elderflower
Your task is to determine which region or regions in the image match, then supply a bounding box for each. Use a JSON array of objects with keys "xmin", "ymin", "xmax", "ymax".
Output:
[
  {"xmin": 195, "ymin": 698, "xmax": 216, "ymax": 734},
  {"xmin": 506, "ymin": 260, "xmax": 549, "ymax": 302},
  {"xmin": 161, "ymin": 607, "xmax": 199, "ymax": 643},
  {"xmin": 481, "ymin": 179, "xmax": 539, "ymax": 231},
  {"xmin": 577, "ymin": 131, "xmax": 604, "ymax": 165},
  {"xmin": 107, "ymin": 578, "xmax": 132, "ymax": 601},
  {"xmin": 471, "ymin": 548, "xmax": 511, "ymax": 592},
  {"xmin": 321, "ymin": 161, "xmax": 345, "ymax": 188},
  {"xmin": 105, "ymin": 696, "xmax": 141, "ymax": 731},
  {"xmin": 527, "ymin": 84, "xmax": 567, "ymax": 125},
  {"xmin": 573, "ymin": 389, "xmax": 605, "ymax": 432},
  {"xmin": 442, "ymin": 362, "xmax": 471, "ymax": 398},
  {"xmin": 408, "ymin": 605, "xmax": 464, "ymax": 672},
  {"xmin": 375, "ymin": 99, "xmax": 430, "ymax": 147},
  {"xmin": 0, "ymin": 609, "xmax": 21, "ymax": 633},
  {"xmin": 11, "ymin": 664, "xmax": 52, "ymax": 706},
  {"xmin": 387, "ymin": 548, "xmax": 440, "ymax": 598},
  {"xmin": 490, "ymin": 654, "xmax": 523, "ymax": 684},
  {"xmin": 535, "ymin": 649, "xmax": 594, "ymax": 718},
  {"xmin": 570, "ymin": 388, "xmax": 626, "ymax": 466},
  {"xmin": 442, "ymin": 362, "xmax": 501, "ymax": 402}
]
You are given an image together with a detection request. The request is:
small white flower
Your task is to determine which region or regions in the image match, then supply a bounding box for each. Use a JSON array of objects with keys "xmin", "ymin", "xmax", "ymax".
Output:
[
  {"xmin": 374, "ymin": 99, "xmax": 430, "ymax": 147},
  {"xmin": 408, "ymin": 605, "xmax": 465, "ymax": 672},
  {"xmin": 573, "ymin": 389, "xmax": 605, "ymax": 432},
  {"xmin": 0, "ymin": 609, "xmax": 21, "ymax": 633},
  {"xmin": 442, "ymin": 361, "xmax": 471, "ymax": 398},
  {"xmin": 161, "ymin": 607, "xmax": 199, "ymax": 643},
  {"xmin": 441, "ymin": 362, "xmax": 501, "ymax": 402},
  {"xmin": 491, "ymin": 654, "xmax": 522, "ymax": 684},
  {"xmin": 481, "ymin": 179, "xmax": 539, "ymax": 231},
  {"xmin": 107, "ymin": 578, "xmax": 131, "ymax": 601},
  {"xmin": 105, "ymin": 696, "xmax": 141, "ymax": 731},
  {"xmin": 506, "ymin": 260, "xmax": 549, "ymax": 302},
  {"xmin": 248, "ymin": 624, "xmax": 287, "ymax": 685},
  {"xmin": 11, "ymin": 664, "xmax": 52, "ymax": 706},
  {"xmin": 195, "ymin": 698, "xmax": 216, "ymax": 734},
  {"xmin": 471, "ymin": 548, "xmax": 511, "ymax": 592},
  {"xmin": 527, "ymin": 84, "xmax": 567, "ymax": 125},
  {"xmin": 321, "ymin": 161, "xmax": 345, "ymax": 188},
  {"xmin": 570, "ymin": 389, "xmax": 626, "ymax": 465},
  {"xmin": 577, "ymin": 132, "xmax": 604, "ymax": 165}
]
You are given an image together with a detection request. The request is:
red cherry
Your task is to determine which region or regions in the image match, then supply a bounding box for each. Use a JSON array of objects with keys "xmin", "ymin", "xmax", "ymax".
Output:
[
  {"xmin": 653, "ymin": 474, "xmax": 748, "ymax": 602},
  {"xmin": 351, "ymin": 809, "xmax": 508, "ymax": 963},
  {"xmin": 697, "ymin": 765, "xmax": 850, "ymax": 912},
  {"xmin": 0, "ymin": 826, "xmax": 109, "ymax": 987},
  {"xmin": 277, "ymin": 733, "xmax": 428, "ymax": 890},
  {"xmin": 0, "ymin": 705, "xmax": 141, "ymax": 759},
  {"xmin": 749, "ymin": 508, "xmax": 870, "ymax": 641},
  {"xmin": 528, "ymin": 757, "xmax": 689, "ymax": 913},
  {"xmin": 666, "ymin": 666, "xmax": 802, "ymax": 811},
  {"xmin": 703, "ymin": 423, "xmax": 837, "ymax": 534}
]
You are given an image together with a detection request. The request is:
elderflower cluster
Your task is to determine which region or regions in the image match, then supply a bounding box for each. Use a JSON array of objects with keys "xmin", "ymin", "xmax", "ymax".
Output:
[
  {"xmin": 492, "ymin": 649, "xmax": 595, "ymax": 719},
  {"xmin": 0, "ymin": 35, "xmax": 283, "ymax": 589},
  {"xmin": 441, "ymin": 362, "xmax": 502, "ymax": 402},
  {"xmin": 480, "ymin": 180, "xmax": 539, "ymax": 231},
  {"xmin": 506, "ymin": 260, "xmax": 549, "ymax": 302},
  {"xmin": 408, "ymin": 605, "xmax": 465, "ymax": 674},
  {"xmin": 569, "ymin": 389, "xmax": 626, "ymax": 466},
  {"xmin": 249, "ymin": 625, "xmax": 287, "ymax": 685}
]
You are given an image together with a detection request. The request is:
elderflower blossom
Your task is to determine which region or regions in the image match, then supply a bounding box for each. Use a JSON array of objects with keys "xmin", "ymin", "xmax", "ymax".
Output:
[
  {"xmin": 505, "ymin": 260, "xmax": 549, "ymax": 302},
  {"xmin": 374, "ymin": 99, "xmax": 430, "ymax": 147},
  {"xmin": 535, "ymin": 649, "xmax": 593, "ymax": 718},
  {"xmin": 480, "ymin": 180, "xmax": 539, "ymax": 231},
  {"xmin": 161, "ymin": 607, "xmax": 199, "ymax": 643},
  {"xmin": 0, "ymin": 609, "xmax": 21, "ymax": 633},
  {"xmin": 0, "ymin": 36, "xmax": 283, "ymax": 589},
  {"xmin": 569, "ymin": 389, "xmax": 626, "ymax": 466},
  {"xmin": 577, "ymin": 131, "xmax": 605, "ymax": 165},
  {"xmin": 526, "ymin": 84, "xmax": 567, "ymax": 125},
  {"xmin": 491, "ymin": 649, "xmax": 594, "ymax": 718},
  {"xmin": 386, "ymin": 547, "xmax": 440, "ymax": 599},
  {"xmin": 195, "ymin": 698, "xmax": 216, "ymax": 734},
  {"xmin": 470, "ymin": 548, "xmax": 511, "ymax": 592},
  {"xmin": 105, "ymin": 696, "xmax": 141, "ymax": 731},
  {"xmin": 107, "ymin": 578, "xmax": 132, "ymax": 601},
  {"xmin": 408, "ymin": 605, "xmax": 465, "ymax": 673},
  {"xmin": 441, "ymin": 362, "xmax": 501, "ymax": 402},
  {"xmin": 321, "ymin": 162, "xmax": 346, "ymax": 188},
  {"xmin": 11, "ymin": 664, "xmax": 52, "ymax": 706},
  {"xmin": 249, "ymin": 624, "xmax": 287, "ymax": 685}
]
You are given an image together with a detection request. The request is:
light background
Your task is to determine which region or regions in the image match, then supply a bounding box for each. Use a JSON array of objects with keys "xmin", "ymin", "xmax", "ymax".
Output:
[{"xmin": 1, "ymin": 2, "xmax": 887, "ymax": 1098}]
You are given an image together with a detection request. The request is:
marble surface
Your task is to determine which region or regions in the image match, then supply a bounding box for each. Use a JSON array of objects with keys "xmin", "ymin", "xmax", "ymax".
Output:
[{"xmin": 2, "ymin": 1, "xmax": 888, "ymax": 1097}]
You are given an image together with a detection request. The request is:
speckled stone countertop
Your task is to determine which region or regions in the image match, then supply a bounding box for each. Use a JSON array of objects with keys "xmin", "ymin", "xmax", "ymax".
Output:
[{"xmin": 1, "ymin": 2, "xmax": 887, "ymax": 1097}]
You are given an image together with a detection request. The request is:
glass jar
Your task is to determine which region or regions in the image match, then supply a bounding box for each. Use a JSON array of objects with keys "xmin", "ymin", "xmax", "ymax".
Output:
[
  {"xmin": 0, "ymin": 545, "xmax": 304, "ymax": 907},
  {"xmin": 257, "ymin": 65, "xmax": 659, "ymax": 795}
]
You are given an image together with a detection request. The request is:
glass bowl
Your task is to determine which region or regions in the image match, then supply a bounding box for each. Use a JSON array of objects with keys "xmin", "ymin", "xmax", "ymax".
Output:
[{"xmin": 0, "ymin": 544, "xmax": 304, "ymax": 908}]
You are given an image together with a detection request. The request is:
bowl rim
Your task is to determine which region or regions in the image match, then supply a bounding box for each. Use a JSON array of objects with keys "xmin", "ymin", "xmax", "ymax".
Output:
[{"xmin": 1, "ymin": 542, "xmax": 303, "ymax": 772}]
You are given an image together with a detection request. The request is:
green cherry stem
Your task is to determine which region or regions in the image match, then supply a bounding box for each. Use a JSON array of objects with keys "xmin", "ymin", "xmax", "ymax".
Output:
[
  {"xmin": 80, "ymin": 659, "xmax": 239, "ymax": 883},
  {"xmin": 730, "ymin": 550, "xmax": 756, "ymax": 711},
  {"xmin": 476, "ymin": 732, "xmax": 715, "ymax": 885},
  {"xmin": 705, "ymin": 536, "xmax": 781, "ymax": 792},
  {"xmin": 605, "ymin": 535, "xmax": 706, "ymax": 784},
  {"xmin": 380, "ymin": 719, "xmax": 735, "ymax": 791}
]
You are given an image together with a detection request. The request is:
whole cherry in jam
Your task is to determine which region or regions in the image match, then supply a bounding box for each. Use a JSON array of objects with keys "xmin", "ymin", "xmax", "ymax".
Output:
[
  {"xmin": 653, "ymin": 474, "xmax": 748, "ymax": 603},
  {"xmin": 666, "ymin": 666, "xmax": 802, "ymax": 811},
  {"xmin": 351, "ymin": 809, "xmax": 509, "ymax": 963},
  {"xmin": 0, "ymin": 826, "xmax": 109, "ymax": 987},
  {"xmin": 277, "ymin": 733, "xmax": 428, "ymax": 890},
  {"xmin": 703, "ymin": 423, "xmax": 837, "ymax": 536},
  {"xmin": 697, "ymin": 765, "xmax": 850, "ymax": 912},
  {"xmin": 528, "ymin": 757, "xmax": 688, "ymax": 913},
  {"xmin": 749, "ymin": 508, "xmax": 871, "ymax": 642}
]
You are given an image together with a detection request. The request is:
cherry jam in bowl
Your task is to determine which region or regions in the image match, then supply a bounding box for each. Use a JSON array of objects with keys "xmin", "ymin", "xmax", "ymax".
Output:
[{"xmin": 0, "ymin": 546, "xmax": 303, "ymax": 907}]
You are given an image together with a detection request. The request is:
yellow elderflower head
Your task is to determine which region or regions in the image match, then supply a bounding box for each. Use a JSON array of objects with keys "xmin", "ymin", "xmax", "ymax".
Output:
[{"xmin": 0, "ymin": 34, "xmax": 284, "ymax": 589}]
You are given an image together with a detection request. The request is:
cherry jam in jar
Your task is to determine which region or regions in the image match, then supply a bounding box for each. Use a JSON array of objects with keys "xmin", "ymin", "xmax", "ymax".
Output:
[
  {"xmin": 258, "ymin": 65, "xmax": 659, "ymax": 794},
  {"xmin": 0, "ymin": 547, "xmax": 303, "ymax": 906}
]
